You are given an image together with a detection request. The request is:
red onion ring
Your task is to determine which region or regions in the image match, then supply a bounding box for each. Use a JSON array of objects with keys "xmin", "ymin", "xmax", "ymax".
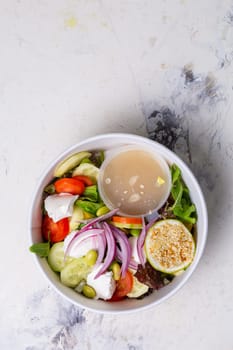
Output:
[
  {"xmin": 95, "ymin": 232, "xmax": 107, "ymax": 266},
  {"xmin": 64, "ymin": 228, "xmax": 104, "ymax": 258},
  {"xmin": 110, "ymin": 225, "xmax": 132, "ymax": 277},
  {"xmin": 94, "ymin": 222, "xmax": 116, "ymax": 279},
  {"xmin": 136, "ymin": 217, "xmax": 146, "ymax": 266}
]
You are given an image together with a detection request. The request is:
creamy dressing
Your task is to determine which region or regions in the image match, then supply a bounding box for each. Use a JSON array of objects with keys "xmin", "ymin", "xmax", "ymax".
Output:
[{"xmin": 99, "ymin": 148, "xmax": 171, "ymax": 216}]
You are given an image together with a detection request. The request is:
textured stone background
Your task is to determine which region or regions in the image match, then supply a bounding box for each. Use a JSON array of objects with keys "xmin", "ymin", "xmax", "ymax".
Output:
[{"xmin": 1, "ymin": 1, "xmax": 233, "ymax": 349}]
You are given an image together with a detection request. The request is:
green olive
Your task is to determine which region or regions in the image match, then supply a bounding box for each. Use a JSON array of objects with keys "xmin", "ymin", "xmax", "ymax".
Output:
[
  {"xmin": 130, "ymin": 228, "xmax": 141, "ymax": 237},
  {"xmin": 85, "ymin": 250, "xmax": 98, "ymax": 266},
  {"xmin": 96, "ymin": 206, "xmax": 110, "ymax": 217},
  {"xmin": 109, "ymin": 261, "xmax": 121, "ymax": 281},
  {"xmin": 82, "ymin": 284, "xmax": 96, "ymax": 298}
]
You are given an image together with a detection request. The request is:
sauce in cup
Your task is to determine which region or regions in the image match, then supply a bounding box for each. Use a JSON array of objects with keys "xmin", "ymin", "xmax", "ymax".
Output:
[{"xmin": 98, "ymin": 146, "xmax": 171, "ymax": 216}]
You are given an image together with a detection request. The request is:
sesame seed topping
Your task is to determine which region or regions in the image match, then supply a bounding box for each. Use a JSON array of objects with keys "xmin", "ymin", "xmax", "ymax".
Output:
[{"xmin": 149, "ymin": 222, "xmax": 194, "ymax": 269}]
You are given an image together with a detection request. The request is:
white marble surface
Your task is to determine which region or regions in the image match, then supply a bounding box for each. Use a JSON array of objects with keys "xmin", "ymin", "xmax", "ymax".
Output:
[{"xmin": 1, "ymin": 0, "xmax": 233, "ymax": 349}]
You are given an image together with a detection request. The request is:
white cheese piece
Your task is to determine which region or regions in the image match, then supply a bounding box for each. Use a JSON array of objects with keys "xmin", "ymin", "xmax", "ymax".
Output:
[
  {"xmin": 87, "ymin": 264, "xmax": 116, "ymax": 300},
  {"xmin": 129, "ymin": 236, "xmax": 141, "ymax": 264},
  {"xmin": 64, "ymin": 231, "xmax": 97, "ymax": 258},
  {"xmin": 44, "ymin": 193, "xmax": 78, "ymax": 222}
]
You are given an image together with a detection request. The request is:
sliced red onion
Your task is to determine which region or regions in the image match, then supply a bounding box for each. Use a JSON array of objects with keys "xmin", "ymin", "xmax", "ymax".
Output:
[
  {"xmin": 137, "ymin": 217, "xmax": 147, "ymax": 266},
  {"xmin": 110, "ymin": 225, "xmax": 132, "ymax": 277},
  {"xmin": 64, "ymin": 228, "xmax": 104, "ymax": 258},
  {"xmin": 94, "ymin": 222, "xmax": 115, "ymax": 279},
  {"xmin": 145, "ymin": 210, "xmax": 160, "ymax": 224},
  {"xmin": 146, "ymin": 212, "xmax": 161, "ymax": 231},
  {"xmin": 128, "ymin": 259, "xmax": 138, "ymax": 270},
  {"xmin": 95, "ymin": 222, "xmax": 102, "ymax": 229},
  {"xmin": 115, "ymin": 246, "xmax": 122, "ymax": 261},
  {"xmin": 116, "ymin": 246, "xmax": 138, "ymax": 271},
  {"xmin": 95, "ymin": 232, "xmax": 107, "ymax": 266},
  {"xmin": 78, "ymin": 208, "xmax": 119, "ymax": 228}
]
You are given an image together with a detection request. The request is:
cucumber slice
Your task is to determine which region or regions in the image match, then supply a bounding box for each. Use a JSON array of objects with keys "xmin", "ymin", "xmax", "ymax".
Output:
[
  {"xmin": 127, "ymin": 276, "xmax": 149, "ymax": 298},
  {"xmin": 110, "ymin": 221, "xmax": 142, "ymax": 229},
  {"xmin": 48, "ymin": 242, "xmax": 67, "ymax": 272},
  {"xmin": 54, "ymin": 151, "xmax": 91, "ymax": 177},
  {"xmin": 60, "ymin": 257, "xmax": 91, "ymax": 288},
  {"xmin": 72, "ymin": 163, "xmax": 100, "ymax": 184},
  {"xmin": 48, "ymin": 242, "xmax": 74, "ymax": 272},
  {"xmin": 145, "ymin": 219, "xmax": 195, "ymax": 274},
  {"xmin": 69, "ymin": 206, "xmax": 84, "ymax": 231}
]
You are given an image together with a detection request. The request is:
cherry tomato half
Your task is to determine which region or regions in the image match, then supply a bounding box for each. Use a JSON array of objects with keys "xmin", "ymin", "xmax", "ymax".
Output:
[
  {"xmin": 54, "ymin": 178, "xmax": 85, "ymax": 195},
  {"xmin": 72, "ymin": 175, "xmax": 93, "ymax": 186},
  {"xmin": 42, "ymin": 215, "xmax": 69, "ymax": 243},
  {"xmin": 110, "ymin": 270, "xmax": 134, "ymax": 301}
]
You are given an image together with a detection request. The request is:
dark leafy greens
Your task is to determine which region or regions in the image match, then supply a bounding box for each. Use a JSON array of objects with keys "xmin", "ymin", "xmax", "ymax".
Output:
[
  {"xmin": 90, "ymin": 150, "xmax": 105, "ymax": 168},
  {"xmin": 135, "ymin": 262, "xmax": 168, "ymax": 290}
]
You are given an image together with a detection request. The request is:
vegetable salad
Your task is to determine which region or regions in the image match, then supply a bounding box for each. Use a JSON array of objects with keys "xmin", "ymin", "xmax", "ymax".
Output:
[{"xmin": 30, "ymin": 149, "xmax": 197, "ymax": 301}]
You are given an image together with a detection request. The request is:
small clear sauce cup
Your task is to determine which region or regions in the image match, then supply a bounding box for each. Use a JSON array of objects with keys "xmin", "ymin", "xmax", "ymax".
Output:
[{"xmin": 97, "ymin": 145, "xmax": 172, "ymax": 217}]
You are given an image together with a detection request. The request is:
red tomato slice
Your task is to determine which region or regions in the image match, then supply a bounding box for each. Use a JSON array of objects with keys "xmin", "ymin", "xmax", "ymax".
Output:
[
  {"xmin": 72, "ymin": 175, "xmax": 93, "ymax": 186},
  {"xmin": 54, "ymin": 178, "xmax": 85, "ymax": 195},
  {"xmin": 42, "ymin": 215, "xmax": 69, "ymax": 243},
  {"xmin": 110, "ymin": 270, "xmax": 133, "ymax": 301},
  {"xmin": 112, "ymin": 216, "xmax": 142, "ymax": 225}
]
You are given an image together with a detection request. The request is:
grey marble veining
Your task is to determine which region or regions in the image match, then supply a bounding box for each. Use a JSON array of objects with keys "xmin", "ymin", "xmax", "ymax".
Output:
[{"xmin": 1, "ymin": 0, "xmax": 233, "ymax": 349}]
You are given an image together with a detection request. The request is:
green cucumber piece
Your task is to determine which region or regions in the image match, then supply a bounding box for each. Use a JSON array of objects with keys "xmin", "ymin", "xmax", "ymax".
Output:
[
  {"xmin": 127, "ymin": 276, "xmax": 149, "ymax": 298},
  {"xmin": 69, "ymin": 206, "xmax": 84, "ymax": 231},
  {"xmin": 72, "ymin": 163, "xmax": 100, "ymax": 184},
  {"xmin": 110, "ymin": 221, "xmax": 142, "ymax": 229},
  {"xmin": 60, "ymin": 257, "xmax": 91, "ymax": 288},
  {"xmin": 54, "ymin": 151, "xmax": 92, "ymax": 177},
  {"xmin": 48, "ymin": 242, "xmax": 71, "ymax": 272}
]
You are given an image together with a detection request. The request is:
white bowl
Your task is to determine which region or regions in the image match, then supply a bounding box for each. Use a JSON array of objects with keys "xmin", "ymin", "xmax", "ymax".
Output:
[{"xmin": 29, "ymin": 133, "xmax": 208, "ymax": 314}]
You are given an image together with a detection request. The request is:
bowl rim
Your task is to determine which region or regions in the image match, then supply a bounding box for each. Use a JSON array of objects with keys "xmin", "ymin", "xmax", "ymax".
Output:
[{"xmin": 28, "ymin": 132, "xmax": 208, "ymax": 314}]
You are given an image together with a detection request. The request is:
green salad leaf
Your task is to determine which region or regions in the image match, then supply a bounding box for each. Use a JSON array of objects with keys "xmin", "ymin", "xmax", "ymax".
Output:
[
  {"xmin": 169, "ymin": 164, "xmax": 197, "ymax": 224},
  {"xmin": 76, "ymin": 200, "xmax": 104, "ymax": 215},
  {"xmin": 29, "ymin": 241, "xmax": 50, "ymax": 257},
  {"xmin": 82, "ymin": 185, "xmax": 99, "ymax": 202}
]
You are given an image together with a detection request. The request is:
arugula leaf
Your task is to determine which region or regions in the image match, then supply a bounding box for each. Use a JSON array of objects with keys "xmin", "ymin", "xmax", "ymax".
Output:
[
  {"xmin": 171, "ymin": 180, "xmax": 183, "ymax": 206},
  {"xmin": 82, "ymin": 185, "xmax": 99, "ymax": 202},
  {"xmin": 169, "ymin": 164, "xmax": 197, "ymax": 224},
  {"xmin": 29, "ymin": 241, "xmax": 50, "ymax": 257},
  {"xmin": 173, "ymin": 203, "xmax": 196, "ymax": 224},
  {"xmin": 171, "ymin": 164, "xmax": 181, "ymax": 184}
]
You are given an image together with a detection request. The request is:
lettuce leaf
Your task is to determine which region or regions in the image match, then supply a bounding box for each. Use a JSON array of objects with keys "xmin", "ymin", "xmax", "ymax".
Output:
[
  {"xmin": 82, "ymin": 185, "xmax": 99, "ymax": 202},
  {"xmin": 76, "ymin": 200, "xmax": 103, "ymax": 215}
]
